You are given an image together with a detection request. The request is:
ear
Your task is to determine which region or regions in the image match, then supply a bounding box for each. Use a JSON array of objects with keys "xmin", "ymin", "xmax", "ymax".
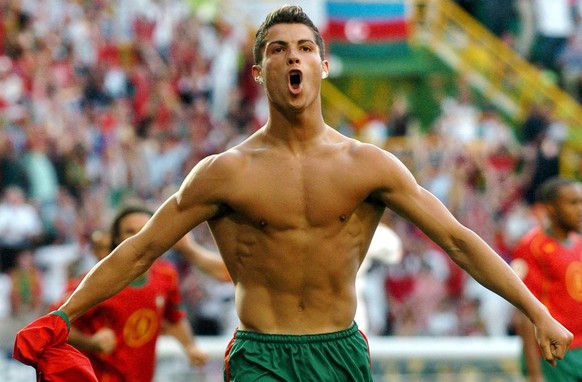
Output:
[
  {"xmin": 321, "ymin": 60, "xmax": 329, "ymax": 80},
  {"xmin": 252, "ymin": 65, "xmax": 263, "ymax": 85}
]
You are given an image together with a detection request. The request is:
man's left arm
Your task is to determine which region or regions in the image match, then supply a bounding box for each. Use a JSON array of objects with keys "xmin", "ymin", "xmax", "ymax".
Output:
[{"xmin": 375, "ymin": 149, "xmax": 572, "ymax": 365}]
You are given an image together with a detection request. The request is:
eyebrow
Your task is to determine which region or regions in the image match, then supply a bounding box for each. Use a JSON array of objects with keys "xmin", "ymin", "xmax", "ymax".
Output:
[{"xmin": 267, "ymin": 39, "xmax": 316, "ymax": 47}]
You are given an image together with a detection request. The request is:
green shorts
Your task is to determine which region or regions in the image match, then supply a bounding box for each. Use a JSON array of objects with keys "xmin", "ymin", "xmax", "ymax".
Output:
[
  {"xmin": 521, "ymin": 347, "xmax": 582, "ymax": 381},
  {"xmin": 224, "ymin": 322, "xmax": 372, "ymax": 381}
]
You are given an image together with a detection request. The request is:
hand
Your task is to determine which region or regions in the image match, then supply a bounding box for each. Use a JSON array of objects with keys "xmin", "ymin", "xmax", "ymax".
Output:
[
  {"xmin": 534, "ymin": 314, "xmax": 573, "ymax": 367},
  {"xmin": 185, "ymin": 343, "xmax": 209, "ymax": 367},
  {"xmin": 91, "ymin": 327, "xmax": 117, "ymax": 354}
]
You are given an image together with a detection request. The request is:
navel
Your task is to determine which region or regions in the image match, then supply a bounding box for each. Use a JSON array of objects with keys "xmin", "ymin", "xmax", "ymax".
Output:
[
  {"xmin": 339, "ymin": 214, "xmax": 346, "ymax": 222},
  {"xmin": 259, "ymin": 219, "xmax": 268, "ymax": 228}
]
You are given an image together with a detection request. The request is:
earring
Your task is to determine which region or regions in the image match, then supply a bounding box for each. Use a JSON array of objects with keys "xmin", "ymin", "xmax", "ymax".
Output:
[
  {"xmin": 321, "ymin": 71, "xmax": 328, "ymax": 79},
  {"xmin": 255, "ymin": 76, "xmax": 264, "ymax": 85}
]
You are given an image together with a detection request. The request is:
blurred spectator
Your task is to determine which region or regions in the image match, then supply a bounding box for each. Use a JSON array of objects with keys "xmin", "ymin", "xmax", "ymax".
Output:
[
  {"xmin": 0, "ymin": 130, "xmax": 29, "ymax": 194},
  {"xmin": 529, "ymin": 0, "xmax": 575, "ymax": 72},
  {"xmin": 480, "ymin": 0, "xmax": 516, "ymax": 38},
  {"xmin": 557, "ymin": 32, "xmax": 582, "ymax": 102},
  {"xmin": 8, "ymin": 249, "xmax": 43, "ymax": 321},
  {"xmin": 435, "ymin": 81, "xmax": 481, "ymax": 144},
  {"xmin": 386, "ymin": 95, "xmax": 414, "ymax": 138},
  {"xmin": 0, "ymin": 272, "xmax": 11, "ymax": 319},
  {"xmin": 355, "ymin": 216, "xmax": 403, "ymax": 335},
  {"xmin": 0, "ymin": 55, "xmax": 26, "ymax": 121},
  {"xmin": 0, "ymin": 185, "xmax": 43, "ymax": 273},
  {"xmin": 478, "ymin": 106, "xmax": 519, "ymax": 153},
  {"xmin": 522, "ymin": 124, "xmax": 563, "ymax": 206},
  {"xmin": 21, "ymin": 129, "xmax": 60, "ymax": 215}
]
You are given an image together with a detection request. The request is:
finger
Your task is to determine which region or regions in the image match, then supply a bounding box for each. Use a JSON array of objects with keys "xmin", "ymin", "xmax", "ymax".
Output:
[
  {"xmin": 551, "ymin": 342, "xmax": 566, "ymax": 361},
  {"xmin": 539, "ymin": 343, "xmax": 556, "ymax": 367}
]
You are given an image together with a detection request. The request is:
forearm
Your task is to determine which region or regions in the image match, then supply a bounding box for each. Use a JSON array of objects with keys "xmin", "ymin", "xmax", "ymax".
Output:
[
  {"xmin": 164, "ymin": 319, "xmax": 197, "ymax": 350},
  {"xmin": 67, "ymin": 327, "xmax": 97, "ymax": 352},
  {"xmin": 179, "ymin": 241, "xmax": 231, "ymax": 282},
  {"xmin": 59, "ymin": 238, "xmax": 155, "ymax": 322},
  {"xmin": 446, "ymin": 227, "xmax": 548, "ymax": 324},
  {"xmin": 164, "ymin": 318, "xmax": 208, "ymax": 366}
]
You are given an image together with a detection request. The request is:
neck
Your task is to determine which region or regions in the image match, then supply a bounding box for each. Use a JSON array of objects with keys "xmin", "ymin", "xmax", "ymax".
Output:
[
  {"xmin": 130, "ymin": 272, "xmax": 148, "ymax": 287},
  {"xmin": 545, "ymin": 226, "xmax": 570, "ymax": 244},
  {"xmin": 263, "ymin": 113, "xmax": 327, "ymax": 150}
]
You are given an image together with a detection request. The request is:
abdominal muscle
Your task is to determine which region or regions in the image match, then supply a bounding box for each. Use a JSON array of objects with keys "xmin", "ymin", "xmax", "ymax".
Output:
[
  {"xmin": 211, "ymin": 222, "xmax": 364, "ymax": 335},
  {"xmin": 234, "ymin": 276, "xmax": 359, "ymax": 334}
]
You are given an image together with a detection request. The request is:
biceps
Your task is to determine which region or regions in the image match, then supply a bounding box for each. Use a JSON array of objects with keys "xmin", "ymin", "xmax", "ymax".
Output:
[{"xmin": 382, "ymin": 186, "xmax": 462, "ymax": 243}]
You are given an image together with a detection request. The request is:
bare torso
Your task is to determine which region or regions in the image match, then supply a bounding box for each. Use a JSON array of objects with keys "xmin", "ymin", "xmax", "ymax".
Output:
[{"xmin": 204, "ymin": 127, "xmax": 385, "ymax": 334}]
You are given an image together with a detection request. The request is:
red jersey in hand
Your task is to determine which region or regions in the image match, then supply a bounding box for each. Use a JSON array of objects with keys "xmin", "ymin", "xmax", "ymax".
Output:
[{"xmin": 64, "ymin": 259, "xmax": 185, "ymax": 382}]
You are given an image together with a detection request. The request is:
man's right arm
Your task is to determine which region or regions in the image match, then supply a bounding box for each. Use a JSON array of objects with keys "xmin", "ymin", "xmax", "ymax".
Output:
[{"xmin": 59, "ymin": 154, "xmax": 227, "ymax": 322}]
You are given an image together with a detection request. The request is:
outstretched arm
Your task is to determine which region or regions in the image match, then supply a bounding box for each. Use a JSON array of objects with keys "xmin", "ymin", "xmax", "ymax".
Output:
[
  {"xmin": 58, "ymin": 152, "xmax": 229, "ymax": 322},
  {"xmin": 374, "ymin": 149, "xmax": 572, "ymax": 364}
]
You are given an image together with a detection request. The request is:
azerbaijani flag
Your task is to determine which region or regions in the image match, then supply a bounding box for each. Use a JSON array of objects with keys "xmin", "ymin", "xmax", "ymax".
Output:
[{"xmin": 324, "ymin": 1, "xmax": 409, "ymax": 43}]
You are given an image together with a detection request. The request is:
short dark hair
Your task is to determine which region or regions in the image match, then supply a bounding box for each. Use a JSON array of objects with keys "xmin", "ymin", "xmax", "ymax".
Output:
[
  {"xmin": 535, "ymin": 177, "xmax": 578, "ymax": 204},
  {"xmin": 253, "ymin": 5, "xmax": 325, "ymax": 64},
  {"xmin": 110, "ymin": 204, "xmax": 153, "ymax": 251}
]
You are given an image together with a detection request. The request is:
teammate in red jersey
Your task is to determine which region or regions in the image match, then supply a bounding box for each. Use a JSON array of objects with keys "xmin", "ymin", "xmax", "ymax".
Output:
[
  {"xmin": 512, "ymin": 177, "xmax": 582, "ymax": 382},
  {"xmin": 52, "ymin": 204, "xmax": 228, "ymax": 381}
]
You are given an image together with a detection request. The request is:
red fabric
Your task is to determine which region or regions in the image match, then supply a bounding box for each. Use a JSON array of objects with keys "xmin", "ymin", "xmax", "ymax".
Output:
[
  {"xmin": 326, "ymin": 19, "xmax": 409, "ymax": 42},
  {"xmin": 53, "ymin": 260, "xmax": 184, "ymax": 382},
  {"xmin": 13, "ymin": 313, "xmax": 97, "ymax": 382},
  {"xmin": 512, "ymin": 227, "xmax": 582, "ymax": 349}
]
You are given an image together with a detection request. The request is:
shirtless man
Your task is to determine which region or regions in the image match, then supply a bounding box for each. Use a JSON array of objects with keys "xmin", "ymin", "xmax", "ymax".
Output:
[{"xmin": 14, "ymin": 5, "xmax": 572, "ymax": 381}]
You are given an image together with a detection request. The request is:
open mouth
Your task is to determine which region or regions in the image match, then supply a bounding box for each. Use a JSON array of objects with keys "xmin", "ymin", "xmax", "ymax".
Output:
[{"xmin": 289, "ymin": 70, "xmax": 302, "ymax": 89}]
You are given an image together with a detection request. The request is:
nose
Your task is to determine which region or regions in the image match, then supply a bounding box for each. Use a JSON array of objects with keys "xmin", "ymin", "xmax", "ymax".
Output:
[{"xmin": 287, "ymin": 48, "xmax": 300, "ymax": 65}]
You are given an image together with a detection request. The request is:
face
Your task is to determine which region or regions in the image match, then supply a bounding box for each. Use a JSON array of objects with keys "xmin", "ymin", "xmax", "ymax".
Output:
[
  {"xmin": 549, "ymin": 184, "xmax": 582, "ymax": 233},
  {"xmin": 115, "ymin": 212, "xmax": 151, "ymax": 246},
  {"xmin": 91, "ymin": 231, "xmax": 112, "ymax": 261},
  {"xmin": 253, "ymin": 23, "xmax": 328, "ymax": 111}
]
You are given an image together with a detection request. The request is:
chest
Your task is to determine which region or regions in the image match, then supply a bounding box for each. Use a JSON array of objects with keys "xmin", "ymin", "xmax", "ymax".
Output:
[
  {"xmin": 226, "ymin": 155, "xmax": 374, "ymax": 228},
  {"xmin": 531, "ymin": 238, "xmax": 582, "ymax": 280},
  {"xmin": 97, "ymin": 273, "xmax": 174, "ymax": 324}
]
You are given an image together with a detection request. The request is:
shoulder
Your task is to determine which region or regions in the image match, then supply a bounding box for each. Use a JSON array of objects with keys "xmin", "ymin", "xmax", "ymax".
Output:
[
  {"xmin": 512, "ymin": 227, "xmax": 544, "ymax": 257},
  {"xmin": 176, "ymin": 148, "xmax": 250, "ymax": 207},
  {"xmin": 184, "ymin": 145, "xmax": 254, "ymax": 185},
  {"xmin": 150, "ymin": 260, "xmax": 181, "ymax": 287},
  {"xmin": 151, "ymin": 259, "xmax": 179, "ymax": 276},
  {"xmin": 331, "ymin": 131, "xmax": 401, "ymax": 168}
]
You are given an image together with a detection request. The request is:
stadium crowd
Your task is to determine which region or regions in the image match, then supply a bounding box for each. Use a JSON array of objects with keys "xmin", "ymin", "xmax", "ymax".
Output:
[{"xmin": 0, "ymin": 0, "xmax": 581, "ymax": 350}]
